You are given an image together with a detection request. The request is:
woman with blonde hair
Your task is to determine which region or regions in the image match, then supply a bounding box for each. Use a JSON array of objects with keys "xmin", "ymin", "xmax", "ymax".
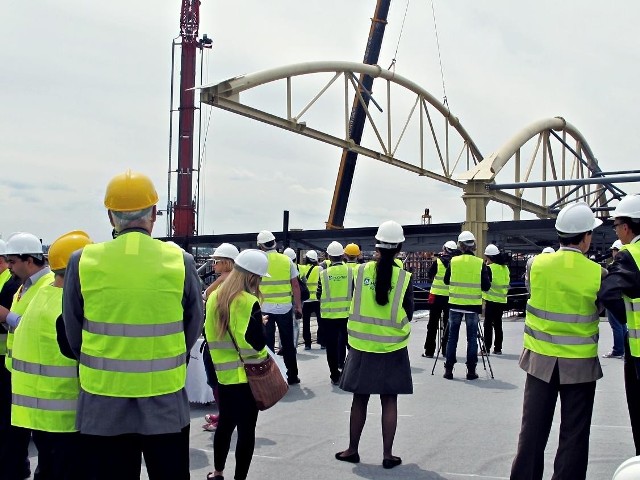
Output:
[{"xmin": 205, "ymin": 249, "xmax": 270, "ymax": 480}]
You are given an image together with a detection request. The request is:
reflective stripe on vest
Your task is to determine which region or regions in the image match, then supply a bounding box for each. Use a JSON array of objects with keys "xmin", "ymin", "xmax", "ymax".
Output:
[
  {"xmin": 78, "ymin": 233, "xmax": 186, "ymax": 397},
  {"xmin": 6, "ymin": 270, "xmax": 55, "ymax": 371},
  {"xmin": 448, "ymin": 255, "xmax": 483, "ymax": 305},
  {"xmin": 11, "ymin": 284, "xmax": 80, "ymax": 432},
  {"xmin": 483, "ymin": 263, "xmax": 510, "ymax": 304},
  {"xmin": 347, "ymin": 262, "xmax": 411, "ymax": 353},
  {"xmin": 429, "ymin": 258, "xmax": 449, "ymax": 297},
  {"xmin": 299, "ymin": 264, "xmax": 320, "ymax": 301},
  {"xmin": 524, "ymin": 249, "xmax": 601, "ymax": 359},
  {"xmin": 261, "ymin": 252, "xmax": 293, "ymax": 304},
  {"xmin": 204, "ymin": 290, "xmax": 267, "ymax": 385},
  {"xmin": 623, "ymin": 242, "xmax": 640, "ymax": 357},
  {"xmin": 320, "ymin": 264, "xmax": 353, "ymax": 319}
]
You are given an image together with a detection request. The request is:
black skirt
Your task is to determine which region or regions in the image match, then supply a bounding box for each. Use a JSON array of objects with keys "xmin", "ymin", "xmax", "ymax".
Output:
[{"xmin": 338, "ymin": 346, "xmax": 413, "ymax": 395}]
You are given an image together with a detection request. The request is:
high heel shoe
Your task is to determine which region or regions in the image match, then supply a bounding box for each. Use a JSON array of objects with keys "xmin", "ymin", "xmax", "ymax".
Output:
[
  {"xmin": 335, "ymin": 451, "xmax": 360, "ymax": 463},
  {"xmin": 382, "ymin": 456, "xmax": 402, "ymax": 469}
]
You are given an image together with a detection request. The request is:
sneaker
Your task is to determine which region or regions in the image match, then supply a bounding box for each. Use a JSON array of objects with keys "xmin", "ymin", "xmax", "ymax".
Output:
[
  {"xmin": 304, "ymin": 346, "xmax": 311, "ymax": 350},
  {"xmin": 204, "ymin": 413, "xmax": 219, "ymax": 424},
  {"xmin": 603, "ymin": 352, "xmax": 623, "ymax": 359},
  {"xmin": 287, "ymin": 376, "xmax": 301, "ymax": 385},
  {"xmin": 493, "ymin": 350, "xmax": 502, "ymax": 355}
]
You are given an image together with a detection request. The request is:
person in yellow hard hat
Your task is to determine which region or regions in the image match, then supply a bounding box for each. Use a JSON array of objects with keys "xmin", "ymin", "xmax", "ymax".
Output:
[
  {"xmin": 0, "ymin": 232, "xmax": 53, "ymax": 479},
  {"xmin": 62, "ymin": 170, "xmax": 204, "ymax": 479},
  {"xmin": 10, "ymin": 231, "xmax": 92, "ymax": 479},
  {"xmin": 344, "ymin": 243, "xmax": 362, "ymax": 270}
]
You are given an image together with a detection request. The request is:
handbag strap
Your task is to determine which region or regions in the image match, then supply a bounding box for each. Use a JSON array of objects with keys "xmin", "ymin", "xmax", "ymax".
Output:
[
  {"xmin": 225, "ymin": 325, "xmax": 246, "ymax": 365},
  {"xmin": 305, "ymin": 264, "xmax": 316, "ymax": 280}
]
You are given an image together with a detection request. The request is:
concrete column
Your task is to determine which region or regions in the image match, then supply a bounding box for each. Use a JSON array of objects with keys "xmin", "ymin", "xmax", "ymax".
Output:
[
  {"xmin": 511, "ymin": 205, "xmax": 521, "ymax": 220},
  {"xmin": 462, "ymin": 180, "xmax": 490, "ymax": 252}
]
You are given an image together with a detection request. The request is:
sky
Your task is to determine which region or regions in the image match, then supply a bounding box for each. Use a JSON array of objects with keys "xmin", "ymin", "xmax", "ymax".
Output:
[{"xmin": 2, "ymin": 1, "xmax": 640, "ymax": 244}]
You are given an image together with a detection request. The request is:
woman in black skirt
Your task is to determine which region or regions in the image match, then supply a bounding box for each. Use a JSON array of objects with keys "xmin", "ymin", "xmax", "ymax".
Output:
[{"xmin": 335, "ymin": 220, "xmax": 414, "ymax": 470}]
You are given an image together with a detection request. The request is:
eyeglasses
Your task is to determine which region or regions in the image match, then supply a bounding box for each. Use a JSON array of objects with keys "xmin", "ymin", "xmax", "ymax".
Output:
[{"xmin": 612, "ymin": 222, "xmax": 625, "ymax": 230}]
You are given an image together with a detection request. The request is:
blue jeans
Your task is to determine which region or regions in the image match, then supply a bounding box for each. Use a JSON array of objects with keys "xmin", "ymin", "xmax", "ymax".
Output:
[
  {"xmin": 445, "ymin": 311, "xmax": 479, "ymax": 366},
  {"xmin": 607, "ymin": 309, "xmax": 628, "ymax": 356}
]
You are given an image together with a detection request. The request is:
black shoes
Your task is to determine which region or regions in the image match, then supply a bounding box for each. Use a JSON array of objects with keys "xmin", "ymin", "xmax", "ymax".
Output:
[
  {"xmin": 493, "ymin": 350, "xmax": 502, "ymax": 355},
  {"xmin": 335, "ymin": 451, "xmax": 360, "ymax": 463},
  {"xmin": 421, "ymin": 352, "xmax": 434, "ymax": 358},
  {"xmin": 382, "ymin": 456, "xmax": 402, "ymax": 469},
  {"xmin": 466, "ymin": 366, "xmax": 478, "ymax": 380},
  {"xmin": 287, "ymin": 376, "xmax": 301, "ymax": 385},
  {"xmin": 443, "ymin": 364, "xmax": 454, "ymax": 380}
]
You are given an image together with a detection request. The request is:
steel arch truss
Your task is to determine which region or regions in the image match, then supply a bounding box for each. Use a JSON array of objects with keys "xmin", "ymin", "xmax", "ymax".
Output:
[
  {"xmin": 200, "ymin": 61, "xmax": 484, "ymax": 188},
  {"xmin": 459, "ymin": 117, "xmax": 626, "ymax": 216}
]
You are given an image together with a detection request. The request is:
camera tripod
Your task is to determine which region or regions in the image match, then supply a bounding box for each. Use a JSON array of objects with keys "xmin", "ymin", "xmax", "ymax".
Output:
[{"xmin": 431, "ymin": 315, "xmax": 494, "ymax": 379}]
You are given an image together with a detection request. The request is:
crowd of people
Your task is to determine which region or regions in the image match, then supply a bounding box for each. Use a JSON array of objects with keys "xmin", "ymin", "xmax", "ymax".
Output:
[{"xmin": 0, "ymin": 168, "xmax": 639, "ymax": 480}]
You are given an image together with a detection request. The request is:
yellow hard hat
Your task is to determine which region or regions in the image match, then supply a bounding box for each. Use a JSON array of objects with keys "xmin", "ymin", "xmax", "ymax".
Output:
[
  {"xmin": 48, "ymin": 230, "xmax": 93, "ymax": 271},
  {"xmin": 104, "ymin": 170, "xmax": 159, "ymax": 212},
  {"xmin": 344, "ymin": 243, "xmax": 361, "ymax": 256}
]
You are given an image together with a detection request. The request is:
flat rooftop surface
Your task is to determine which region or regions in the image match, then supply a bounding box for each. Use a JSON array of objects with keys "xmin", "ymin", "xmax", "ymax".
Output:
[{"xmin": 36, "ymin": 313, "xmax": 631, "ymax": 479}]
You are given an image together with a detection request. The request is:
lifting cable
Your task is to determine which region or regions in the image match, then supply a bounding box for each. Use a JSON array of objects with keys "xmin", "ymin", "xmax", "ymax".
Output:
[
  {"xmin": 430, "ymin": 0, "xmax": 448, "ymax": 107},
  {"xmin": 387, "ymin": 0, "xmax": 410, "ymax": 71}
]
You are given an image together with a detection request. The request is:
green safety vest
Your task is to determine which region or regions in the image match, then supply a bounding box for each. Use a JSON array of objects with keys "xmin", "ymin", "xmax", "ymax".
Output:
[
  {"xmin": 524, "ymin": 249, "xmax": 601, "ymax": 359},
  {"xmin": 347, "ymin": 262, "xmax": 411, "ymax": 353},
  {"xmin": 205, "ymin": 290, "xmax": 267, "ymax": 385},
  {"xmin": 0, "ymin": 269, "xmax": 12, "ymax": 355},
  {"xmin": 298, "ymin": 264, "xmax": 319, "ymax": 301},
  {"xmin": 319, "ymin": 264, "xmax": 353, "ymax": 319},
  {"xmin": 429, "ymin": 258, "xmax": 449, "ymax": 297},
  {"xmin": 623, "ymin": 242, "xmax": 640, "ymax": 357},
  {"xmin": 11, "ymin": 284, "xmax": 79, "ymax": 432},
  {"xmin": 6, "ymin": 271, "xmax": 55, "ymax": 370},
  {"xmin": 345, "ymin": 262, "xmax": 359, "ymax": 271},
  {"xmin": 261, "ymin": 252, "xmax": 293, "ymax": 305},
  {"xmin": 483, "ymin": 263, "xmax": 510, "ymax": 304},
  {"xmin": 78, "ymin": 233, "xmax": 186, "ymax": 397},
  {"xmin": 448, "ymin": 255, "xmax": 484, "ymax": 306}
]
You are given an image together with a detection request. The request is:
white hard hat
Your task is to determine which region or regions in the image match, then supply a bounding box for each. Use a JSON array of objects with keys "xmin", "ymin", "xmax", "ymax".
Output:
[
  {"xmin": 234, "ymin": 249, "xmax": 270, "ymax": 277},
  {"xmin": 5, "ymin": 232, "xmax": 44, "ymax": 257},
  {"xmin": 444, "ymin": 240, "xmax": 457, "ymax": 251},
  {"xmin": 305, "ymin": 250, "xmax": 318, "ymax": 262},
  {"xmin": 212, "ymin": 243, "xmax": 239, "ymax": 261},
  {"xmin": 541, "ymin": 247, "xmax": 555, "ymax": 254},
  {"xmin": 458, "ymin": 231, "xmax": 476, "ymax": 243},
  {"xmin": 283, "ymin": 247, "xmax": 296, "ymax": 261},
  {"xmin": 613, "ymin": 194, "xmax": 640, "ymax": 219},
  {"xmin": 256, "ymin": 230, "xmax": 276, "ymax": 245},
  {"xmin": 484, "ymin": 244, "xmax": 500, "ymax": 256},
  {"xmin": 0, "ymin": 240, "xmax": 6, "ymax": 256},
  {"xmin": 555, "ymin": 202, "xmax": 602, "ymax": 235},
  {"xmin": 612, "ymin": 456, "xmax": 640, "ymax": 480},
  {"xmin": 375, "ymin": 220, "xmax": 405, "ymax": 248},
  {"xmin": 327, "ymin": 241, "xmax": 344, "ymax": 257},
  {"xmin": 610, "ymin": 239, "xmax": 623, "ymax": 250}
]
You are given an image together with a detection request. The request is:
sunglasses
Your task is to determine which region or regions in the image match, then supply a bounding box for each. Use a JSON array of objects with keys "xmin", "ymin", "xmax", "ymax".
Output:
[{"xmin": 612, "ymin": 222, "xmax": 625, "ymax": 231}]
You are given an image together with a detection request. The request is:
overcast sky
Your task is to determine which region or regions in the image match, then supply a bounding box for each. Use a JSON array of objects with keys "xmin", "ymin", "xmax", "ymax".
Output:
[{"xmin": 3, "ymin": 1, "xmax": 639, "ymax": 244}]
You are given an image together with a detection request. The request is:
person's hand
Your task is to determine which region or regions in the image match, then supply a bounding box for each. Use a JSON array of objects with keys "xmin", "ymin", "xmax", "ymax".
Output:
[
  {"xmin": 294, "ymin": 308, "xmax": 302, "ymax": 320},
  {"xmin": 262, "ymin": 315, "xmax": 269, "ymax": 325}
]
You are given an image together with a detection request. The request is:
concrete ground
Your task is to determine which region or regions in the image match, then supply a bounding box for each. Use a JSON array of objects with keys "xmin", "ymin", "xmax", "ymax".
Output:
[{"xmin": 32, "ymin": 313, "xmax": 633, "ymax": 479}]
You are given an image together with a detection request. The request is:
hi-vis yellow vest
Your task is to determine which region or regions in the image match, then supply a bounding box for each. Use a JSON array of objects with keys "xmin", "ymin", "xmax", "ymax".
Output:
[
  {"xmin": 448, "ymin": 255, "xmax": 483, "ymax": 306},
  {"xmin": 483, "ymin": 263, "xmax": 510, "ymax": 304},
  {"xmin": 524, "ymin": 250, "xmax": 601, "ymax": 359},
  {"xmin": 6, "ymin": 271, "xmax": 55, "ymax": 370},
  {"xmin": 320, "ymin": 263, "xmax": 353, "ymax": 319},
  {"xmin": 11, "ymin": 284, "xmax": 79, "ymax": 432},
  {"xmin": 622, "ymin": 242, "xmax": 640, "ymax": 357},
  {"xmin": 78, "ymin": 233, "xmax": 186, "ymax": 397},
  {"xmin": 205, "ymin": 290, "xmax": 267, "ymax": 385},
  {"xmin": 348, "ymin": 262, "xmax": 411, "ymax": 353},
  {"xmin": 429, "ymin": 258, "xmax": 449, "ymax": 297},
  {"xmin": 261, "ymin": 252, "xmax": 293, "ymax": 305},
  {"xmin": 0, "ymin": 269, "xmax": 12, "ymax": 356},
  {"xmin": 298, "ymin": 264, "xmax": 319, "ymax": 301}
]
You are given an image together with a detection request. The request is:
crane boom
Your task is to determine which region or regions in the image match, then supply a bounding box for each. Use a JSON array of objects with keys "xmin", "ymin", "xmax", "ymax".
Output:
[
  {"xmin": 173, "ymin": 0, "xmax": 200, "ymax": 237},
  {"xmin": 326, "ymin": 0, "xmax": 391, "ymax": 229}
]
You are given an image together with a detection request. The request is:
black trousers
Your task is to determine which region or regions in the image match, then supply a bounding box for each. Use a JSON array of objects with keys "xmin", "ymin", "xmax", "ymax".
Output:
[
  {"xmin": 510, "ymin": 366, "xmax": 596, "ymax": 480},
  {"xmin": 302, "ymin": 301, "xmax": 323, "ymax": 347},
  {"xmin": 423, "ymin": 296, "xmax": 449, "ymax": 356},
  {"xmin": 624, "ymin": 335, "xmax": 640, "ymax": 455},
  {"xmin": 323, "ymin": 318, "xmax": 347, "ymax": 382},
  {"xmin": 483, "ymin": 301, "xmax": 505, "ymax": 352},
  {"xmin": 265, "ymin": 310, "xmax": 298, "ymax": 378},
  {"xmin": 214, "ymin": 383, "xmax": 259, "ymax": 480},
  {"xmin": 32, "ymin": 431, "xmax": 84, "ymax": 480},
  {"xmin": 82, "ymin": 426, "xmax": 190, "ymax": 480}
]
